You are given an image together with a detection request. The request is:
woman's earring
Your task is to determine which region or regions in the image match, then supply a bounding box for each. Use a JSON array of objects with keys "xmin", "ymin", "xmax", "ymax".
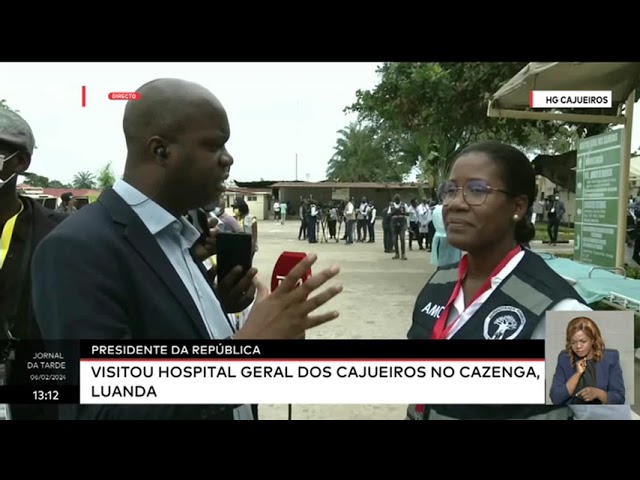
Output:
[{"xmin": 513, "ymin": 214, "xmax": 519, "ymax": 221}]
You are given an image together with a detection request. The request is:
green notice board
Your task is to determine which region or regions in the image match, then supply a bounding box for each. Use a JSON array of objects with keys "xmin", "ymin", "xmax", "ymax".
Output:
[{"xmin": 574, "ymin": 129, "xmax": 623, "ymax": 267}]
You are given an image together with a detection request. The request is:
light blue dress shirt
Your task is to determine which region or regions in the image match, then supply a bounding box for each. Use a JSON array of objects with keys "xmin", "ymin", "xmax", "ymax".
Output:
[
  {"xmin": 112, "ymin": 180, "xmax": 254, "ymax": 420},
  {"xmin": 112, "ymin": 180, "xmax": 235, "ymax": 339}
]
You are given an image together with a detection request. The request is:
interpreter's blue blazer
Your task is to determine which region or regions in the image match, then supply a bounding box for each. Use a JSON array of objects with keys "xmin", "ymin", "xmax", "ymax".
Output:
[{"xmin": 549, "ymin": 349, "xmax": 625, "ymax": 405}]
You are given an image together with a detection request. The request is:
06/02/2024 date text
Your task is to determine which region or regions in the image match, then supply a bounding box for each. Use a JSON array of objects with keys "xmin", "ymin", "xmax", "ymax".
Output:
[{"xmin": 30, "ymin": 374, "xmax": 66, "ymax": 382}]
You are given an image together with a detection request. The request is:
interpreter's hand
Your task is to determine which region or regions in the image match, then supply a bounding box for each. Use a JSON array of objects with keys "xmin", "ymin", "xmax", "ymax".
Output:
[
  {"xmin": 193, "ymin": 216, "xmax": 220, "ymax": 262},
  {"xmin": 576, "ymin": 358, "xmax": 587, "ymax": 375},
  {"xmin": 576, "ymin": 386, "xmax": 602, "ymax": 403},
  {"xmin": 234, "ymin": 254, "xmax": 342, "ymax": 340},
  {"xmin": 215, "ymin": 266, "xmax": 258, "ymax": 314}
]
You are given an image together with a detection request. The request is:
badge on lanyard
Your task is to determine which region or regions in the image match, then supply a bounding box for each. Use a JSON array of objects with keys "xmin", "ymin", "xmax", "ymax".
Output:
[{"xmin": 0, "ymin": 202, "xmax": 24, "ymax": 270}]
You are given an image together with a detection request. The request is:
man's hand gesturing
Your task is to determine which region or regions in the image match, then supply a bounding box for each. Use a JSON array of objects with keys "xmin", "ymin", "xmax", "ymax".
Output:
[{"xmin": 234, "ymin": 254, "xmax": 342, "ymax": 340}]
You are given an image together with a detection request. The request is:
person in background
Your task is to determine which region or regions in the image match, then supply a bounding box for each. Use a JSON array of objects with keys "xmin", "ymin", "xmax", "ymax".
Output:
[
  {"xmin": 273, "ymin": 199, "xmax": 280, "ymax": 222},
  {"xmin": 233, "ymin": 198, "xmax": 258, "ymax": 254},
  {"xmin": 214, "ymin": 197, "xmax": 242, "ymax": 233},
  {"xmin": 381, "ymin": 201, "xmax": 393, "ymax": 253},
  {"xmin": 430, "ymin": 184, "xmax": 461, "ymax": 267},
  {"xmin": 631, "ymin": 198, "xmax": 640, "ymax": 266},
  {"xmin": 307, "ymin": 200, "xmax": 318, "ymax": 244},
  {"xmin": 328, "ymin": 204, "xmax": 338, "ymax": 240},
  {"xmin": 408, "ymin": 198, "xmax": 419, "ymax": 251},
  {"xmin": 0, "ymin": 108, "xmax": 68, "ymax": 420},
  {"xmin": 367, "ymin": 200, "xmax": 376, "ymax": 243},
  {"xmin": 550, "ymin": 316, "xmax": 625, "ymax": 407},
  {"xmin": 417, "ymin": 198, "xmax": 431, "ymax": 251},
  {"xmin": 298, "ymin": 198, "xmax": 307, "ymax": 240},
  {"xmin": 55, "ymin": 192, "xmax": 77, "ymax": 214},
  {"xmin": 427, "ymin": 201, "xmax": 437, "ymax": 253},
  {"xmin": 344, "ymin": 197, "xmax": 355, "ymax": 245},
  {"xmin": 406, "ymin": 141, "xmax": 599, "ymax": 421},
  {"xmin": 280, "ymin": 200, "xmax": 287, "ymax": 225},
  {"xmin": 357, "ymin": 196, "xmax": 369, "ymax": 242},
  {"xmin": 547, "ymin": 193, "xmax": 565, "ymax": 246},
  {"xmin": 390, "ymin": 194, "xmax": 407, "ymax": 260},
  {"xmin": 532, "ymin": 196, "xmax": 545, "ymax": 224}
]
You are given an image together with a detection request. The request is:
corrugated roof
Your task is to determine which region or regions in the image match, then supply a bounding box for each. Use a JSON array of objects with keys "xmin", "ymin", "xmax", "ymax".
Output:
[
  {"xmin": 42, "ymin": 188, "xmax": 102, "ymax": 198},
  {"xmin": 225, "ymin": 186, "xmax": 270, "ymax": 194}
]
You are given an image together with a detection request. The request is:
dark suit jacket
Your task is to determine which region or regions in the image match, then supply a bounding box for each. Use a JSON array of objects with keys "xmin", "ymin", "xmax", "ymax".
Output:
[
  {"xmin": 549, "ymin": 349, "xmax": 625, "ymax": 405},
  {"xmin": 548, "ymin": 200, "xmax": 565, "ymax": 221},
  {"xmin": 2, "ymin": 196, "xmax": 67, "ymax": 420},
  {"xmin": 381, "ymin": 206, "xmax": 391, "ymax": 229},
  {"xmin": 31, "ymin": 188, "xmax": 244, "ymax": 420}
]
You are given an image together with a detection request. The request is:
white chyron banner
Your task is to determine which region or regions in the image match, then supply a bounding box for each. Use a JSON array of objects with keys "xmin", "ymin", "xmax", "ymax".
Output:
[
  {"xmin": 530, "ymin": 90, "xmax": 612, "ymax": 109},
  {"xmin": 79, "ymin": 360, "xmax": 546, "ymax": 405}
]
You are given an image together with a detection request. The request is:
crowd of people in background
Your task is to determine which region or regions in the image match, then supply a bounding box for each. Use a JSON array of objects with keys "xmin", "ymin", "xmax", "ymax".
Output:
[{"xmin": 276, "ymin": 188, "xmax": 463, "ymax": 268}]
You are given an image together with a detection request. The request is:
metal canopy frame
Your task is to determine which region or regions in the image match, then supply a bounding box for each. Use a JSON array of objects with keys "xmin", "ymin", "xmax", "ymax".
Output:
[{"xmin": 487, "ymin": 62, "xmax": 640, "ymax": 269}]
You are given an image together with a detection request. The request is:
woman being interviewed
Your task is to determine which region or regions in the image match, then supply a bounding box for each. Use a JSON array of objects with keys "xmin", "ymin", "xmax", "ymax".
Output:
[{"xmin": 406, "ymin": 141, "xmax": 591, "ymax": 420}]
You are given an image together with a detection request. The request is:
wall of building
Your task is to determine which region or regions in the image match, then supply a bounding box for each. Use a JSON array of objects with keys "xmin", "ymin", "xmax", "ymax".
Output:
[{"xmin": 223, "ymin": 192, "xmax": 271, "ymax": 220}]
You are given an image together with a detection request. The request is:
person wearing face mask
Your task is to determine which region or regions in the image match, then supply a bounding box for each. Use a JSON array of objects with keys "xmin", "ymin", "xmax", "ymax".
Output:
[
  {"xmin": 0, "ymin": 108, "xmax": 67, "ymax": 420},
  {"xmin": 212, "ymin": 197, "xmax": 242, "ymax": 233},
  {"xmin": 547, "ymin": 193, "xmax": 565, "ymax": 246}
]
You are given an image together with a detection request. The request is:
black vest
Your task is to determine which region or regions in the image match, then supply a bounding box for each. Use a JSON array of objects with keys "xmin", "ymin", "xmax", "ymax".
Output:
[{"xmin": 408, "ymin": 249, "xmax": 586, "ymax": 420}]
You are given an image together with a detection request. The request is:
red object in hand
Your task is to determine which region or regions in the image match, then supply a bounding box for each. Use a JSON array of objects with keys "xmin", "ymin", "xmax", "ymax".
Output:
[{"xmin": 271, "ymin": 252, "xmax": 312, "ymax": 293}]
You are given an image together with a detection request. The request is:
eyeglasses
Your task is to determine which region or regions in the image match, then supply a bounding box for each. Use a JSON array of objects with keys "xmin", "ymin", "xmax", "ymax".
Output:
[{"xmin": 441, "ymin": 180, "xmax": 510, "ymax": 206}]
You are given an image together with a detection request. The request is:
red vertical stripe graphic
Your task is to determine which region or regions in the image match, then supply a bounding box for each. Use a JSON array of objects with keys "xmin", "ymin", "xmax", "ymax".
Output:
[
  {"xmin": 529, "ymin": 90, "xmax": 533, "ymax": 107},
  {"xmin": 82, "ymin": 86, "xmax": 86, "ymax": 107}
]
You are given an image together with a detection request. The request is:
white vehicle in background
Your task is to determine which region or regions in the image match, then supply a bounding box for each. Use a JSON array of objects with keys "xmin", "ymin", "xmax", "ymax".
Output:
[{"xmin": 17, "ymin": 185, "xmax": 58, "ymax": 209}]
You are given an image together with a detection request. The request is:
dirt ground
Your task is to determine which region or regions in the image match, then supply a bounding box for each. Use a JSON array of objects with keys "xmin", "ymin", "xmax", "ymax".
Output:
[
  {"xmin": 249, "ymin": 219, "xmax": 640, "ymax": 420},
  {"xmin": 251, "ymin": 219, "xmax": 428, "ymax": 420}
]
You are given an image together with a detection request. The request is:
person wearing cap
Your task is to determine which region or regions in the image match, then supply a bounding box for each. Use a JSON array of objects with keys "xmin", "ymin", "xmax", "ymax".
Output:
[
  {"xmin": 55, "ymin": 192, "xmax": 77, "ymax": 214},
  {"xmin": 0, "ymin": 108, "xmax": 67, "ymax": 420}
]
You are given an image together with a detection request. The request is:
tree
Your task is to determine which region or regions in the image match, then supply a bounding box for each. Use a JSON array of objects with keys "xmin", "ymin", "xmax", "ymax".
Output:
[
  {"xmin": 97, "ymin": 162, "xmax": 116, "ymax": 188},
  {"xmin": 22, "ymin": 173, "xmax": 50, "ymax": 187},
  {"xmin": 72, "ymin": 171, "xmax": 96, "ymax": 189},
  {"xmin": 326, "ymin": 121, "xmax": 413, "ymax": 182},
  {"xmin": 347, "ymin": 62, "xmax": 611, "ymax": 186}
]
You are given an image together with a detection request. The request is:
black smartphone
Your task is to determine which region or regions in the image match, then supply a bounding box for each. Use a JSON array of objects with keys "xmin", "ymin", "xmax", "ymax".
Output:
[{"xmin": 216, "ymin": 232, "xmax": 253, "ymax": 280}]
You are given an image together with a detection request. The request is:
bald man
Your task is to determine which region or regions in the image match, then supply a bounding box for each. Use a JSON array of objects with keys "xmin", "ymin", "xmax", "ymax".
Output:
[{"xmin": 31, "ymin": 78, "xmax": 342, "ymax": 420}]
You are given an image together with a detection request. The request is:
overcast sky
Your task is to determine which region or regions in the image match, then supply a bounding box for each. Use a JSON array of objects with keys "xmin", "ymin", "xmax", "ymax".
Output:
[
  {"xmin": 1, "ymin": 62, "xmax": 639, "ymax": 186},
  {"xmin": 0, "ymin": 62, "xmax": 381, "ymax": 185}
]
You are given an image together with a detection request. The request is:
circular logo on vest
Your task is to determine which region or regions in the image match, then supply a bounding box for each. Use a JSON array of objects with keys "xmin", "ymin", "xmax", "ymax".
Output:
[{"xmin": 483, "ymin": 306, "xmax": 526, "ymax": 340}]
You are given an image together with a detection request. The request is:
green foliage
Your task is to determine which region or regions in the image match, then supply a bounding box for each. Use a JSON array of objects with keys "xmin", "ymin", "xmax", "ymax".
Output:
[
  {"xmin": 326, "ymin": 121, "xmax": 414, "ymax": 182},
  {"xmin": 72, "ymin": 171, "xmax": 97, "ymax": 189},
  {"xmin": 533, "ymin": 222, "xmax": 575, "ymax": 242},
  {"xmin": 344, "ymin": 62, "xmax": 616, "ymax": 186},
  {"xmin": 97, "ymin": 162, "xmax": 116, "ymax": 188}
]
